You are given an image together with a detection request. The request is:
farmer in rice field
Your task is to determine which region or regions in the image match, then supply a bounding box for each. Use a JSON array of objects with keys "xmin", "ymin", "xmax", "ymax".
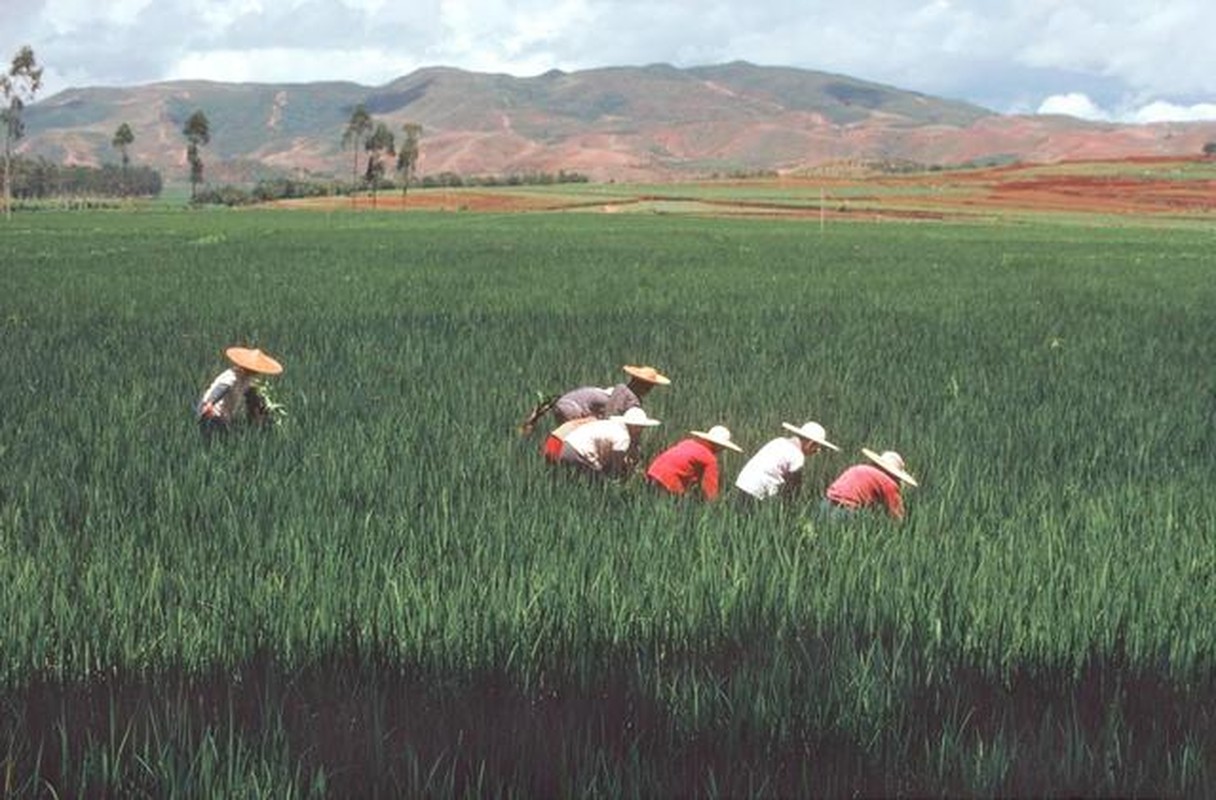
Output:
[
  {"xmin": 556, "ymin": 406, "xmax": 661, "ymax": 478},
  {"xmin": 520, "ymin": 364, "xmax": 670, "ymax": 436},
  {"xmin": 645, "ymin": 425, "xmax": 743, "ymax": 501},
  {"xmin": 196, "ymin": 346, "xmax": 284, "ymax": 439},
  {"xmin": 822, "ymin": 448, "xmax": 919, "ymax": 520},
  {"xmin": 541, "ymin": 416, "xmax": 595, "ymax": 463},
  {"xmin": 733, "ymin": 421, "xmax": 840, "ymax": 503}
]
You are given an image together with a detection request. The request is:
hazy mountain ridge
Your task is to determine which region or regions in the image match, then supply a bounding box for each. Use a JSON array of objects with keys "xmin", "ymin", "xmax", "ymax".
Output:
[{"xmin": 19, "ymin": 61, "xmax": 1216, "ymax": 184}]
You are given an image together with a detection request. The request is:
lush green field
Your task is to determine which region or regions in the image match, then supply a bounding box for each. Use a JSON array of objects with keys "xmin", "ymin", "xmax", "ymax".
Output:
[{"xmin": 1, "ymin": 208, "xmax": 1214, "ymax": 796}]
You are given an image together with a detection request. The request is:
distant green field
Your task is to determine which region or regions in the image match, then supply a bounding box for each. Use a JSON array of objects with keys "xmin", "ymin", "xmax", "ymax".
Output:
[{"xmin": 1, "ymin": 209, "xmax": 1214, "ymax": 796}]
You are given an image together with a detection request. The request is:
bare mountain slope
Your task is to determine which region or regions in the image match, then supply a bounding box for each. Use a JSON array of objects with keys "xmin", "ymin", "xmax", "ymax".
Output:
[{"xmin": 19, "ymin": 61, "xmax": 1216, "ymax": 184}]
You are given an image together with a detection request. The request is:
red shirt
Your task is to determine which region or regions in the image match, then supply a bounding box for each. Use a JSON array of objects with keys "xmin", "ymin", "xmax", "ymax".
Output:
[
  {"xmin": 825, "ymin": 464, "xmax": 905, "ymax": 519},
  {"xmin": 646, "ymin": 438, "xmax": 721, "ymax": 499}
]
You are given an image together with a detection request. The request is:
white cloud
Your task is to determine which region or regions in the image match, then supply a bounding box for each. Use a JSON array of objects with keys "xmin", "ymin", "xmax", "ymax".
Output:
[
  {"xmin": 168, "ymin": 47, "xmax": 424, "ymax": 86},
  {"xmin": 1036, "ymin": 91, "xmax": 1216, "ymax": 123},
  {"xmin": 42, "ymin": 0, "xmax": 155, "ymax": 30},
  {"xmin": 1037, "ymin": 93, "xmax": 1110, "ymax": 121},
  {"xmin": 1130, "ymin": 100, "xmax": 1216, "ymax": 124}
]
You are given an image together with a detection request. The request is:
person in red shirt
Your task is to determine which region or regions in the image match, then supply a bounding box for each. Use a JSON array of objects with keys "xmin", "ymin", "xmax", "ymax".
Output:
[
  {"xmin": 645, "ymin": 425, "xmax": 743, "ymax": 500},
  {"xmin": 823, "ymin": 448, "xmax": 918, "ymax": 520}
]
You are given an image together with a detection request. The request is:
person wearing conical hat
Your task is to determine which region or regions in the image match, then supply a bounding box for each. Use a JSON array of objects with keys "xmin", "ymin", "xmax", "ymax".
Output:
[
  {"xmin": 823, "ymin": 448, "xmax": 919, "ymax": 520},
  {"xmin": 645, "ymin": 425, "xmax": 743, "ymax": 501},
  {"xmin": 556, "ymin": 406, "xmax": 661, "ymax": 478},
  {"xmin": 519, "ymin": 364, "xmax": 670, "ymax": 435},
  {"xmin": 196, "ymin": 346, "xmax": 284, "ymax": 438},
  {"xmin": 733, "ymin": 421, "xmax": 840, "ymax": 502}
]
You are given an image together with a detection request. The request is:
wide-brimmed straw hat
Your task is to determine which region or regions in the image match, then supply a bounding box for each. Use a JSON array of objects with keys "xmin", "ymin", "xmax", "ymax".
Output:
[
  {"xmin": 781, "ymin": 421, "xmax": 840, "ymax": 451},
  {"xmin": 691, "ymin": 425, "xmax": 743, "ymax": 453},
  {"xmin": 862, "ymin": 448, "xmax": 919, "ymax": 487},
  {"xmin": 610, "ymin": 407, "xmax": 662, "ymax": 427},
  {"xmin": 225, "ymin": 346, "xmax": 283, "ymax": 376},
  {"xmin": 622, "ymin": 365, "xmax": 671, "ymax": 385}
]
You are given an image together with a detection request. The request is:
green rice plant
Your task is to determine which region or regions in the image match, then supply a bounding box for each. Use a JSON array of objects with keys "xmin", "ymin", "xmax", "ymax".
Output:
[{"xmin": 1, "ymin": 209, "xmax": 1214, "ymax": 795}]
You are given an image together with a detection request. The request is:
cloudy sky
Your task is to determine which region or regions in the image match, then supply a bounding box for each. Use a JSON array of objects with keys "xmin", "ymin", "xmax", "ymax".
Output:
[{"xmin": 4, "ymin": 0, "xmax": 1215, "ymax": 123}]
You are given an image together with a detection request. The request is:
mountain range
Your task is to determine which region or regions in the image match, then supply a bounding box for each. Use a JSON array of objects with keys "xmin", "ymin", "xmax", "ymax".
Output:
[{"xmin": 20, "ymin": 61, "xmax": 1216, "ymax": 184}]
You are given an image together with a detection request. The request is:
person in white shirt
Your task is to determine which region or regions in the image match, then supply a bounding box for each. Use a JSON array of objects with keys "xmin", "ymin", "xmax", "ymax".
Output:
[
  {"xmin": 196, "ymin": 346, "xmax": 283, "ymax": 439},
  {"xmin": 557, "ymin": 407, "xmax": 661, "ymax": 478},
  {"xmin": 733, "ymin": 421, "xmax": 840, "ymax": 502}
]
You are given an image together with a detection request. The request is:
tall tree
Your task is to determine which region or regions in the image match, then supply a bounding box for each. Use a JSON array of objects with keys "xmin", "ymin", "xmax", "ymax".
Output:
[
  {"xmin": 1, "ymin": 45, "xmax": 43, "ymax": 221},
  {"xmin": 341, "ymin": 104, "xmax": 372, "ymax": 204},
  {"xmin": 111, "ymin": 122, "xmax": 135, "ymax": 196},
  {"xmin": 364, "ymin": 122, "xmax": 395, "ymax": 208},
  {"xmin": 182, "ymin": 110, "xmax": 210, "ymax": 202},
  {"xmin": 396, "ymin": 122, "xmax": 422, "ymax": 204}
]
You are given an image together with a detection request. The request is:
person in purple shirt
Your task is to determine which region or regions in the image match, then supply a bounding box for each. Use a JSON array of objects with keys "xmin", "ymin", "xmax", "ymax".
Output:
[{"xmin": 520, "ymin": 364, "xmax": 670, "ymax": 435}]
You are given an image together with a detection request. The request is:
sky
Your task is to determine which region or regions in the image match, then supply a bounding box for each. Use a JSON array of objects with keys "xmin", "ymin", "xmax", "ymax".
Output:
[{"xmin": 3, "ymin": 0, "xmax": 1215, "ymax": 123}]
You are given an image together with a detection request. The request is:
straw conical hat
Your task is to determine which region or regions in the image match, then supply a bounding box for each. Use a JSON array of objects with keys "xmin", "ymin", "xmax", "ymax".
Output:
[
  {"xmin": 622, "ymin": 365, "xmax": 671, "ymax": 385},
  {"xmin": 610, "ymin": 407, "xmax": 661, "ymax": 427},
  {"xmin": 862, "ymin": 448, "xmax": 918, "ymax": 487},
  {"xmin": 225, "ymin": 346, "xmax": 283, "ymax": 376},
  {"xmin": 691, "ymin": 425, "xmax": 743, "ymax": 453},
  {"xmin": 781, "ymin": 421, "xmax": 840, "ymax": 451}
]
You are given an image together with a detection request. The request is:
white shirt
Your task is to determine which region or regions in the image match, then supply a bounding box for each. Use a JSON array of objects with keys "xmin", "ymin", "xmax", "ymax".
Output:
[
  {"xmin": 197, "ymin": 368, "xmax": 254, "ymax": 422},
  {"xmin": 558, "ymin": 419, "xmax": 632, "ymax": 472},
  {"xmin": 734, "ymin": 436, "xmax": 805, "ymax": 499}
]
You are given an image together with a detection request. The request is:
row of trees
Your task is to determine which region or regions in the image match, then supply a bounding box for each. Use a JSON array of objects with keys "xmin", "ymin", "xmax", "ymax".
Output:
[
  {"xmin": 3, "ymin": 44, "xmax": 427, "ymax": 211},
  {"xmin": 3, "ymin": 46, "xmax": 162, "ymax": 208},
  {"xmin": 176, "ymin": 104, "xmax": 423, "ymax": 206},
  {"xmin": 4, "ymin": 156, "xmax": 161, "ymax": 200},
  {"xmin": 341, "ymin": 104, "xmax": 422, "ymax": 206}
]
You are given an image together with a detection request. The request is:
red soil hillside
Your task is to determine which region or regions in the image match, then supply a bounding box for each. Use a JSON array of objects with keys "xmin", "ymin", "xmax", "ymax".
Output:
[{"xmin": 22, "ymin": 63, "xmax": 1216, "ymax": 185}]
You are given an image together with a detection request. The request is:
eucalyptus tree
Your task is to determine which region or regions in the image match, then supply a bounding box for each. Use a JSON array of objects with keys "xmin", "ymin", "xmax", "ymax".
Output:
[
  {"xmin": 182, "ymin": 110, "xmax": 210, "ymax": 202},
  {"xmin": 364, "ymin": 122, "xmax": 395, "ymax": 208},
  {"xmin": 341, "ymin": 104, "xmax": 372, "ymax": 201},
  {"xmin": 1, "ymin": 45, "xmax": 43, "ymax": 220},
  {"xmin": 396, "ymin": 122, "xmax": 422, "ymax": 203},
  {"xmin": 111, "ymin": 122, "xmax": 135, "ymax": 195}
]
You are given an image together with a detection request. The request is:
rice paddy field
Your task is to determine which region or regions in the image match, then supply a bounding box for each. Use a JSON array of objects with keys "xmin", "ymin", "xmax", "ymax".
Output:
[{"xmin": 1, "ymin": 206, "xmax": 1214, "ymax": 796}]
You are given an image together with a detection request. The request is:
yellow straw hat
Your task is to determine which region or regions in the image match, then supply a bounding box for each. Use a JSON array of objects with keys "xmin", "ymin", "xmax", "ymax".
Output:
[
  {"xmin": 622, "ymin": 365, "xmax": 671, "ymax": 385},
  {"xmin": 862, "ymin": 448, "xmax": 918, "ymax": 487},
  {"xmin": 225, "ymin": 346, "xmax": 284, "ymax": 376},
  {"xmin": 691, "ymin": 425, "xmax": 743, "ymax": 453}
]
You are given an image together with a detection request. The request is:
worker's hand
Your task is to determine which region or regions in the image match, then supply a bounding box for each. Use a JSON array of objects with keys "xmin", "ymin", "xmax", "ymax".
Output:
[{"xmin": 200, "ymin": 402, "xmax": 219, "ymax": 419}]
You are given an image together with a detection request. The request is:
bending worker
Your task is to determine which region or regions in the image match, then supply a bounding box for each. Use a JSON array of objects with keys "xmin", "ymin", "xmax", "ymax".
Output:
[
  {"xmin": 197, "ymin": 346, "xmax": 283, "ymax": 438},
  {"xmin": 733, "ymin": 420, "xmax": 839, "ymax": 502},
  {"xmin": 521, "ymin": 364, "xmax": 670, "ymax": 434},
  {"xmin": 556, "ymin": 407, "xmax": 661, "ymax": 478},
  {"xmin": 823, "ymin": 448, "xmax": 919, "ymax": 520},
  {"xmin": 646, "ymin": 425, "xmax": 743, "ymax": 501}
]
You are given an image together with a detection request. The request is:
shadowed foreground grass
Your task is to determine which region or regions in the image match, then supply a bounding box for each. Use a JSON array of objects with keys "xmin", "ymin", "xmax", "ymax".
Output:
[{"xmin": 9, "ymin": 624, "xmax": 1215, "ymax": 797}]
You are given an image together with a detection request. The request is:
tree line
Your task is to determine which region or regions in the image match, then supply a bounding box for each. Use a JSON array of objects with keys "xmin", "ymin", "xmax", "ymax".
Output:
[
  {"xmin": 1, "ymin": 46, "xmax": 587, "ymax": 211},
  {"xmin": 4, "ymin": 156, "xmax": 162, "ymax": 201},
  {"xmin": 2, "ymin": 46, "xmax": 163, "ymax": 209}
]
